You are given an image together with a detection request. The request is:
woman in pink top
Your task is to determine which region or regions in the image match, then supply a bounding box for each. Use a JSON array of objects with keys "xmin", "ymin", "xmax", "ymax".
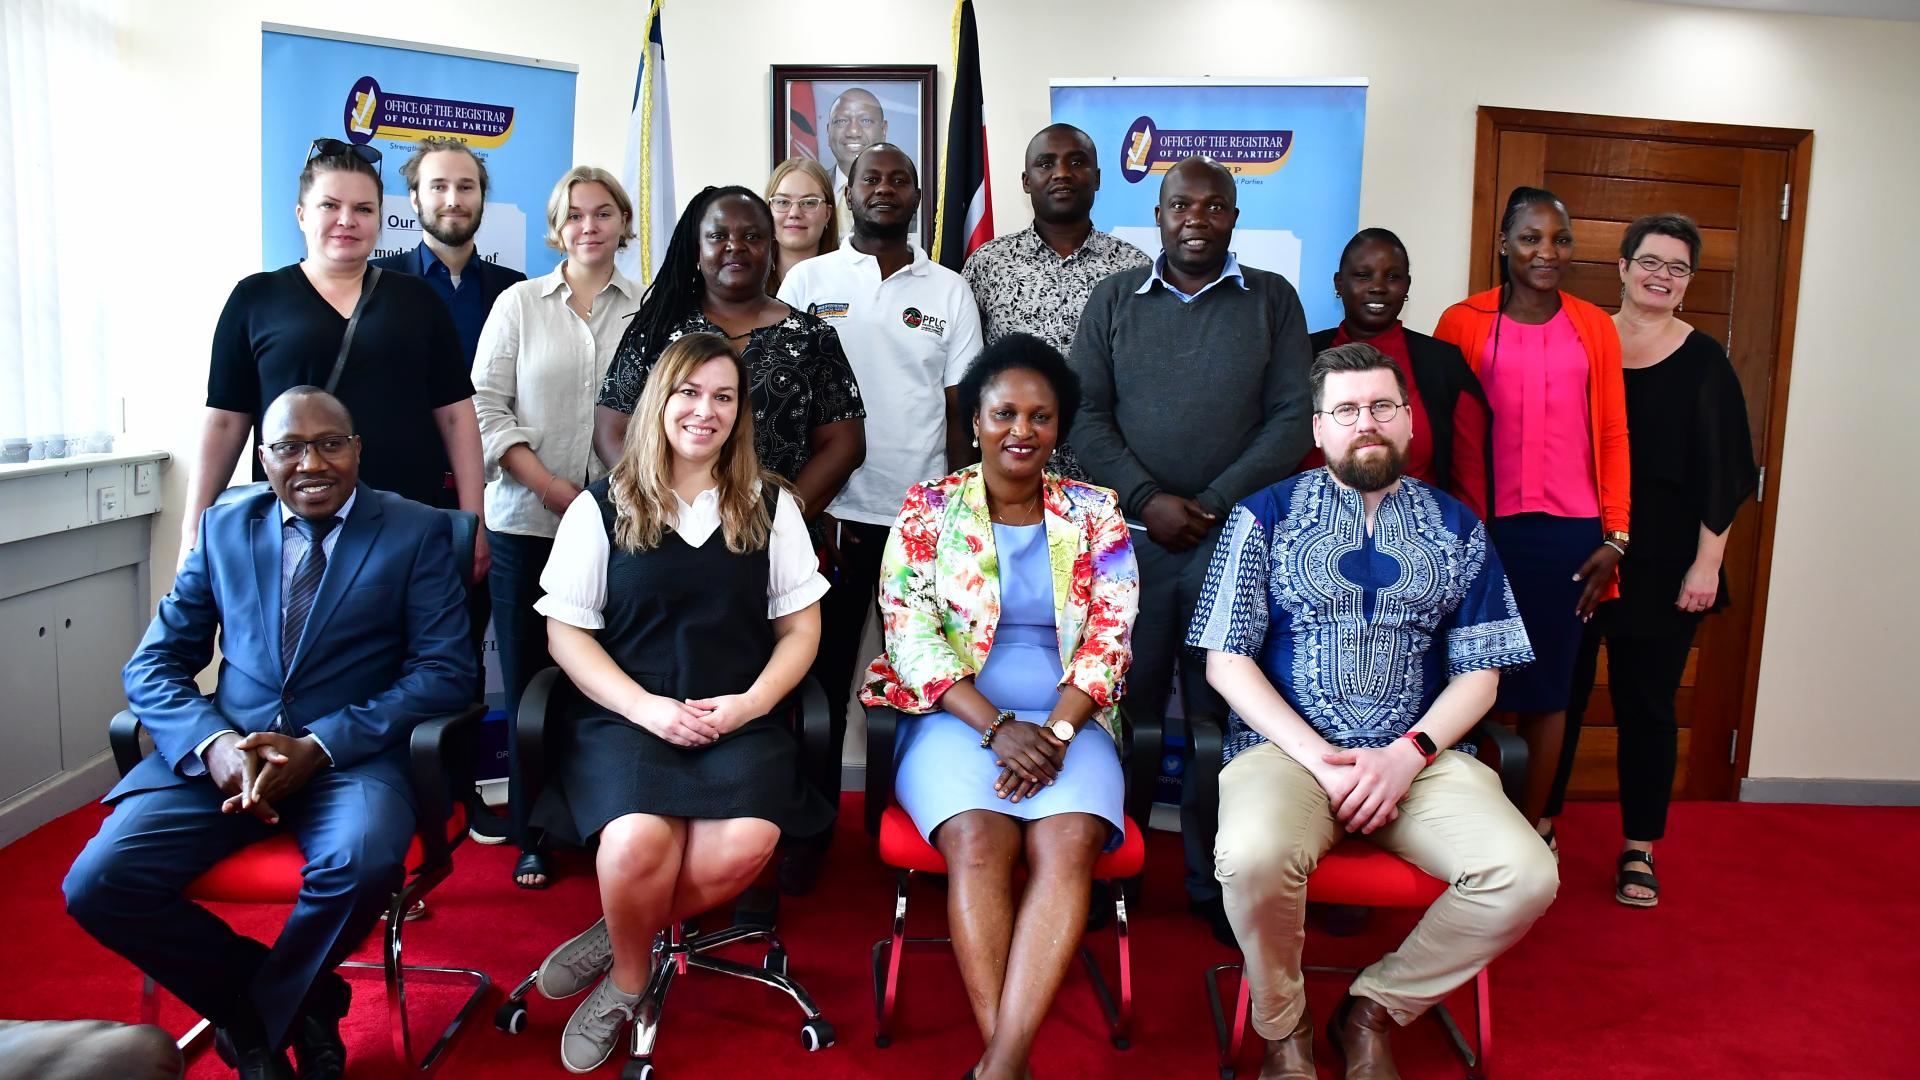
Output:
[{"xmin": 1433, "ymin": 187, "xmax": 1630, "ymax": 853}]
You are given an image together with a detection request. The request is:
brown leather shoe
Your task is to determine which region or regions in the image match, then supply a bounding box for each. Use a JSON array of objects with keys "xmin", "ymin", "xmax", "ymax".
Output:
[
  {"xmin": 1327, "ymin": 994, "xmax": 1401, "ymax": 1079},
  {"xmin": 1256, "ymin": 1005, "xmax": 1316, "ymax": 1079}
]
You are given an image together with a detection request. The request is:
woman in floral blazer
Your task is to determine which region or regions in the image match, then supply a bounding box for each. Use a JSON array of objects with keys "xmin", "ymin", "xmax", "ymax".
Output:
[{"xmin": 859, "ymin": 334, "xmax": 1139, "ymax": 1080}]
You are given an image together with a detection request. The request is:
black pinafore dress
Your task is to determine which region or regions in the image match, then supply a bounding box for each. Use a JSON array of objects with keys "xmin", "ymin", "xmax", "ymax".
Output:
[{"xmin": 532, "ymin": 479, "xmax": 832, "ymax": 845}]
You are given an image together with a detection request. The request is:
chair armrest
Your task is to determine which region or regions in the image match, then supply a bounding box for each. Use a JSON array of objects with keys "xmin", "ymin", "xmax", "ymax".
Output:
[
  {"xmin": 863, "ymin": 704, "xmax": 899, "ymax": 837},
  {"xmin": 109, "ymin": 711, "xmax": 146, "ymax": 778},
  {"xmin": 515, "ymin": 666, "xmax": 562, "ymax": 813},
  {"xmin": 1188, "ymin": 710, "xmax": 1226, "ymax": 833},
  {"xmin": 1472, "ymin": 717, "xmax": 1529, "ymax": 808},
  {"xmin": 792, "ymin": 675, "xmax": 835, "ymax": 802},
  {"xmin": 409, "ymin": 704, "xmax": 488, "ymax": 870},
  {"xmin": 440, "ymin": 509, "xmax": 478, "ymax": 587},
  {"xmin": 1122, "ymin": 706, "xmax": 1164, "ymax": 832}
]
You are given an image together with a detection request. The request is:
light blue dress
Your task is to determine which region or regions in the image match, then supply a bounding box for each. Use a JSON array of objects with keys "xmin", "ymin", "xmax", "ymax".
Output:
[{"xmin": 894, "ymin": 522, "xmax": 1125, "ymax": 850}]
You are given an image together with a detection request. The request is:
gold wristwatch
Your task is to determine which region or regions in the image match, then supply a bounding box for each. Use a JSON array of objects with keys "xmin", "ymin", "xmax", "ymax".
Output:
[
  {"xmin": 1048, "ymin": 718, "xmax": 1077, "ymax": 743},
  {"xmin": 1603, "ymin": 530, "xmax": 1631, "ymax": 550}
]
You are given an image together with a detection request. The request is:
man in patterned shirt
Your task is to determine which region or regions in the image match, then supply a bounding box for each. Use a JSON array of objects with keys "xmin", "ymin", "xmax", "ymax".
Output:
[
  {"xmin": 1186, "ymin": 344, "xmax": 1555, "ymax": 1080},
  {"xmin": 961, "ymin": 124, "xmax": 1148, "ymax": 480}
]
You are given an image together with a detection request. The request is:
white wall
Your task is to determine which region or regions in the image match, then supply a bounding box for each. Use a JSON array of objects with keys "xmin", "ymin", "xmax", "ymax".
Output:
[{"xmin": 108, "ymin": 0, "xmax": 1920, "ymax": 783}]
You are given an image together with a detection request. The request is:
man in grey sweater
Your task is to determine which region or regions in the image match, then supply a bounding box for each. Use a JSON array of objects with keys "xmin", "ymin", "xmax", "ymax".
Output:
[{"xmin": 1068, "ymin": 156, "xmax": 1314, "ymax": 934}]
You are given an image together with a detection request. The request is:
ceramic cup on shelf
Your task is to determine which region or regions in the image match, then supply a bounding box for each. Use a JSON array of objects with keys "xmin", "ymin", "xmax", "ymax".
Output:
[
  {"xmin": 0, "ymin": 438, "xmax": 28, "ymax": 464},
  {"xmin": 44, "ymin": 433, "xmax": 69, "ymax": 459}
]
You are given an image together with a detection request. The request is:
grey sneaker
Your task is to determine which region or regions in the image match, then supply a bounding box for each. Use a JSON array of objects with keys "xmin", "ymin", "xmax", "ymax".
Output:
[
  {"xmin": 560, "ymin": 974, "xmax": 641, "ymax": 1074},
  {"xmin": 536, "ymin": 917, "xmax": 614, "ymax": 1000}
]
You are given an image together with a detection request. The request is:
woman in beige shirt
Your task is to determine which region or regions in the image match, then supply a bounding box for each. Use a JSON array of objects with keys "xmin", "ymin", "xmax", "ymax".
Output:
[{"xmin": 471, "ymin": 166, "xmax": 642, "ymax": 888}]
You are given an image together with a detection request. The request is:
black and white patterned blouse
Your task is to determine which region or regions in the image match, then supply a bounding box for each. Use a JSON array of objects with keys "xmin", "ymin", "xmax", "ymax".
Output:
[
  {"xmin": 962, "ymin": 226, "xmax": 1149, "ymax": 481},
  {"xmin": 597, "ymin": 307, "xmax": 865, "ymax": 483}
]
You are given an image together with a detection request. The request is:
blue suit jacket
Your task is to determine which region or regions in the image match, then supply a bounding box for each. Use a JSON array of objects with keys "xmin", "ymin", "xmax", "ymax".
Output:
[{"xmin": 116, "ymin": 485, "xmax": 475, "ymax": 809}]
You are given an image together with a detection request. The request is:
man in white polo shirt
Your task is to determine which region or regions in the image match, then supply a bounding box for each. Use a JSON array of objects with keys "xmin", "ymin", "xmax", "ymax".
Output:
[{"xmin": 777, "ymin": 142, "xmax": 982, "ymax": 890}]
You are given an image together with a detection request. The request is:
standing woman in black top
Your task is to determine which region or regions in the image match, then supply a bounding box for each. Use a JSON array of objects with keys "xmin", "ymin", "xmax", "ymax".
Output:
[
  {"xmin": 187, "ymin": 141, "xmax": 490, "ymax": 582},
  {"xmin": 1543, "ymin": 214, "xmax": 1757, "ymax": 908}
]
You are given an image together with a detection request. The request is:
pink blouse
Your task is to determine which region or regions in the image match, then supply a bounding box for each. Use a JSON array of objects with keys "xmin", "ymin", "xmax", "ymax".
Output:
[{"xmin": 1482, "ymin": 310, "xmax": 1600, "ymax": 519}]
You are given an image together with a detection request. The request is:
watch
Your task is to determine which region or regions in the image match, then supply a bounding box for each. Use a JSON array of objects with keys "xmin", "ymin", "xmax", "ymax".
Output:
[
  {"xmin": 1400, "ymin": 730, "xmax": 1439, "ymax": 765},
  {"xmin": 1603, "ymin": 529, "xmax": 1631, "ymax": 548},
  {"xmin": 1048, "ymin": 719, "xmax": 1077, "ymax": 743}
]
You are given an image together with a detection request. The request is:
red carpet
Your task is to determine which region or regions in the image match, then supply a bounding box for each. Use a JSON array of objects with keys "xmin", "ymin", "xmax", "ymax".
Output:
[{"xmin": 3, "ymin": 796, "xmax": 1917, "ymax": 1078}]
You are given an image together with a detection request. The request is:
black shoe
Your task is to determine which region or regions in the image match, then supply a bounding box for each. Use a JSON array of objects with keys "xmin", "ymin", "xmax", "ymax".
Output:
[
  {"xmin": 732, "ymin": 884, "xmax": 780, "ymax": 931},
  {"xmin": 777, "ymin": 838, "xmax": 827, "ymax": 897},
  {"xmin": 215, "ymin": 1022, "xmax": 296, "ymax": 1080},
  {"xmin": 290, "ymin": 974, "xmax": 350, "ymax": 1080},
  {"xmin": 1187, "ymin": 895, "xmax": 1239, "ymax": 949},
  {"xmin": 466, "ymin": 807, "xmax": 509, "ymax": 845}
]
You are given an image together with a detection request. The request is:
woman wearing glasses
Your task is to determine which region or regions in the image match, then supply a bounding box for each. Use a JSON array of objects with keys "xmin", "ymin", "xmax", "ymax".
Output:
[
  {"xmin": 1541, "ymin": 214, "xmax": 1756, "ymax": 907},
  {"xmin": 471, "ymin": 166, "xmax": 643, "ymax": 889},
  {"xmin": 188, "ymin": 140, "xmax": 489, "ymax": 583},
  {"xmin": 1432, "ymin": 186, "xmax": 1630, "ymax": 851},
  {"xmin": 765, "ymin": 158, "xmax": 839, "ymax": 295},
  {"xmin": 1301, "ymin": 228, "xmax": 1492, "ymax": 518}
]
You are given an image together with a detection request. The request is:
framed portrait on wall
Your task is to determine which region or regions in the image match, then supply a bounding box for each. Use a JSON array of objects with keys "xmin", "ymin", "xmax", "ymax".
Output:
[{"xmin": 770, "ymin": 64, "xmax": 937, "ymax": 248}]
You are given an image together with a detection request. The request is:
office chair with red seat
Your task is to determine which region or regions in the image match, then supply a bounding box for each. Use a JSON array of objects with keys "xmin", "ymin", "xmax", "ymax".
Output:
[
  {"xmin": 1194, "ymin": 715, "xmax": 1527, "ymax": 1080},
  {"xmin": 492, "ymin": 666, "xmax": 838, "ymax": 1080},
  {"xmin": 863, "ymin": 702, "xmax": 1163, "ymax": 1051}
]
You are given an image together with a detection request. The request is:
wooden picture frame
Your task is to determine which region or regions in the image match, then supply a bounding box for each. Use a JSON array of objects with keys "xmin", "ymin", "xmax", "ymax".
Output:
[{"xmin": 770, "ymin": 64, "xmax": 938, "ymax": 248}]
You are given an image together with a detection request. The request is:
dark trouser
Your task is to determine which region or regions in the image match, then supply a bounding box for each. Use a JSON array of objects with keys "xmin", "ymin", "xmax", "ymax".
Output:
[
  {"xmin": 1127, "ymin": 527, "xmax": 1227, "ymax": 905},
  {"xmin": 487, "ymin": 527, "xmax": 556, "ymax": 852},
  {"xmin": 1545, "ymin": 618, "xmax": 1700, "ymax": 841},
  {"xmin": 802, "ymin": 518, "xmax": 892, "ymax": 842},
  {"xmin": 63, "ymin": 771, "xmax": 413, "ymax": 1050}
]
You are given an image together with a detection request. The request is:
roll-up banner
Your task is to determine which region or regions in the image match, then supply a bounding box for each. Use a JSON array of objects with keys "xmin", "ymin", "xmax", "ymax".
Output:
[
  {"xmin": 1050, "ymin": 78, "xmax": 1367, "ymax": 331},
  {"xmin": 261, "ymin": 25, "xmax": 579, "ymax": 278}
]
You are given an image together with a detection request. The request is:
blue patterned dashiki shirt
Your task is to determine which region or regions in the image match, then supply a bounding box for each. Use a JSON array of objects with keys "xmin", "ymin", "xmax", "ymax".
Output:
[{"xmin": 1186, "ymin": 470, "xmax": 1534, "ymax": 764}]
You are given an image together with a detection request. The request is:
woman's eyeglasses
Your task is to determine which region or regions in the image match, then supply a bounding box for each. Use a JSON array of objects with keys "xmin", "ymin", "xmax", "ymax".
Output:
[
  {"xmin": 1320, "ymin": 401, "xmax": 1407, "ymax": 426},
  {"xmin": 1628, "ymin": 254, "xmax": 1693, "ymax": 278},
  {"xmin": 307, "ymin": 138, "xmax": 384, "ymax": 179},
  {"xmin": 768, "ymin": 196, "xmax": 826, "ymax": 213}
]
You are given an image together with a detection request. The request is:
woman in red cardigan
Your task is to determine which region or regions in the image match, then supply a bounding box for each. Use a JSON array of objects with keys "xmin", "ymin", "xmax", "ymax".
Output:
[{"xmin": 1433, "ymin": 186, "xmax": 1630, "ymax": 851}]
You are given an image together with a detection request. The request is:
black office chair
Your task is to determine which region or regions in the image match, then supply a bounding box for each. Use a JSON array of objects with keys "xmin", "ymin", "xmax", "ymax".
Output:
[
  {"xmin": 493, "ymin": 667, "xmax": 838, "ymax": 1080},
  {"xmin": 111, "ymin": 483, "xmax": 489, "ymax": 1073},
  {"xmin": 863, "ymin": 702, "xmax": 1164, "ymax": 1051},
  {"xmin": 1193, "ymin": 715, "xmax": 1529, "ymax": 1080}
]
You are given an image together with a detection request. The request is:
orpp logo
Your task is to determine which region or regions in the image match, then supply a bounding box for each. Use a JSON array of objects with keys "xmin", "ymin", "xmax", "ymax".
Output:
[{"xmin": 1121, "ymin": 115, "xmax": 1156, "ymax": 184}]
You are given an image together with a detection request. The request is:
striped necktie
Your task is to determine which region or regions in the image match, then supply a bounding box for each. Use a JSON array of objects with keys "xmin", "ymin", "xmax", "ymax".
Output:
[{"xmin": 282, "ymin": 515, "xmax": 340, "ymax": 669}]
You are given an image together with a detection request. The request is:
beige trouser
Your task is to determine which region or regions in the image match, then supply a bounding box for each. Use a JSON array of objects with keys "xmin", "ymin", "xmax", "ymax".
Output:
[{"xmin": 1214, "ymin": 742, "xmax": 1559, "ymax": 1038}]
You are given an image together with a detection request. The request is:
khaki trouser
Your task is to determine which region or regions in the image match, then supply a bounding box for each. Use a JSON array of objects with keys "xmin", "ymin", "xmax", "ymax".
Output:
[{"xmin": 1214, "ymin": 742, "xmax": 1559, "ymax": 1038}]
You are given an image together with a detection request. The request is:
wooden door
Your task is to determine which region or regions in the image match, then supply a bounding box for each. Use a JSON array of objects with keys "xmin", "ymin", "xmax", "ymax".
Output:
[{"xmin": 1468, "ymin": 107, "xmax": 1813, "ymax": 800}]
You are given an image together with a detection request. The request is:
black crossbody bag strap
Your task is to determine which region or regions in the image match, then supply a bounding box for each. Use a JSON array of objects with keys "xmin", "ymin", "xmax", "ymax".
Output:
[{"xmin": 323, "ymin": 266, "xmax": 382, "ymax": 393}]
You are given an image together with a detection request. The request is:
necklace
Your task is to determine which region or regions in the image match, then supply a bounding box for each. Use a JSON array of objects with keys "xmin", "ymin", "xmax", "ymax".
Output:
[{"xmin": 990, "ymin": 489, "xmax": 1043, "ymax": 526}]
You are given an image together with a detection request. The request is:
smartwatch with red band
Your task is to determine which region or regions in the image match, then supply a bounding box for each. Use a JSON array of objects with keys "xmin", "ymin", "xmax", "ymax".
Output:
[{"xmin": 1400, "ymin": 729, "xmax": 1439, "ymax": 765}]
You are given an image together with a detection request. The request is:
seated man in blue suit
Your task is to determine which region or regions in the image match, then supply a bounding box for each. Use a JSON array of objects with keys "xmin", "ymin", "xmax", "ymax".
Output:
[{"xmin": 64, "ymin": 386, "xmax": 474, "ymax": 1080}]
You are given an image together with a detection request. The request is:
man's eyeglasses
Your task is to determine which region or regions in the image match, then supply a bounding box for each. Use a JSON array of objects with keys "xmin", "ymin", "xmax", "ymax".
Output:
[
  {"xmin": 1628, "ymin": 254, "xmax": 1693, "ymax": 278},
  {"xmin": 1319, "ymin": 401, "xmax": 1407, "ymax": 426},
  {"xmin": 264, "ymin": 435, "xmax": 360, "ymax": 463},
  {"xmin": 307, "ymin": 138, "xmax": 383, "ymax": 180},
  {"xmin": 768, "ymin": 196, "xmax": 827, "ymax": 213}
]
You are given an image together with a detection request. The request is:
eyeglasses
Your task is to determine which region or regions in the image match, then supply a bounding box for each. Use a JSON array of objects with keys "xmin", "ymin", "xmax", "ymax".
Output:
[
  {"xmin": 307, "ymin": 138, "xmax": 383, "ymax": 180},
  {"xmin": 1319, "ymin": 401, "xmax": 1407, "ymax": 426},
  {"xmin": 768, "ymin": 196, "xmax": 827, "ymax": 213},
  {"xmin": 1628, "ymin": 254, "xmax": 1693, "ymax": 278},
  {"xmin": 264, "ymin": 435, "xmax": 360, "ymax": 463}
]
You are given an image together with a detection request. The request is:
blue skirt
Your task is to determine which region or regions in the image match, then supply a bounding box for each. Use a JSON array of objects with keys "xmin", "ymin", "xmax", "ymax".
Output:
[
  {"xmin": 1489, "ymin": 513, "xmax": 1601, "ymax": 712},
  {"xmin": 894, "ymin": 708, "xmax": 1125, "ymax": 852}
]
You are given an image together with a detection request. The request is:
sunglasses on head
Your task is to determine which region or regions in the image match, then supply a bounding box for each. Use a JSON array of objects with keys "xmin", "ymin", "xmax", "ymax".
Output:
[{"xmin": 307, "ymin": 138, "xmax": 383, "ymax": 179}]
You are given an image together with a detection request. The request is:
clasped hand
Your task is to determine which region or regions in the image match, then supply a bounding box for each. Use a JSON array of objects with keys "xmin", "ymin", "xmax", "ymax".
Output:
[
  {"xmin": 1318, "ymin": 741, "xmax": 1426, "ymax": 835},
  {"xmin": 991, "ymin": 720, "xmax": 1066, "ymax": 804},
  {"xmin": 206, "ymin": 731, "xmax": 328, "ymax": 825},
  {"xmin": 627, "ymin": 691, "xmax": 758, "ymax": 747}
]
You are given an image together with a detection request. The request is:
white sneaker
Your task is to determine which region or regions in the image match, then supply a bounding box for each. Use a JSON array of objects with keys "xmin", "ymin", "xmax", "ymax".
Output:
[
  {"xmin": 536, "ymin": 917, "xmax": 613, "ymax": 1000},
  {"xmin": 561, "ymin": 973, "xmax": 640, "ymax": 1073}
]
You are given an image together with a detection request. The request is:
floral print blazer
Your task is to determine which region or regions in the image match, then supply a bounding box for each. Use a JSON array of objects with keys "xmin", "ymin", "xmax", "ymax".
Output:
[{"xmin": 859, "ymin": 464, "xmax": 1140, "ymax": 743}]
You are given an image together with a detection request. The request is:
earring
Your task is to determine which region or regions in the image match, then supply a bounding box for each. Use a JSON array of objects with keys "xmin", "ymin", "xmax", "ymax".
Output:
[{"xmin": 971, "ymin": 435, "xmax": 979, "ymax": 448}]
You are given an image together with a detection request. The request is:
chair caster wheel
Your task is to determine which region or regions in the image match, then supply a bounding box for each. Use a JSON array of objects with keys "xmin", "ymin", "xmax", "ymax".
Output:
[
  {"xmin": 800, "ymin": 1018, "xmax": 835, "ymax": 1051},
  {"xmin": 621, "ymin": 1059, "xmax": 655, "ymax": 1080},
  {"xmin": 493, "ymin": 1000, "xmax": 527, "ymax": 1035},
  {"xmin": 1219, "ymin": 1068, "xmax": 1236, "ymax": 1080},
  {"xmin": 762, "ymin": 947, "xmax": 788, "ymax": 976},
  {"xmin": 874, "ymin": 1033, "xmax": 891, "ymax": 1049},
  {"xmin": 1111, "ymin": 1035, "xmax": 1130, "ymax": 1050}
]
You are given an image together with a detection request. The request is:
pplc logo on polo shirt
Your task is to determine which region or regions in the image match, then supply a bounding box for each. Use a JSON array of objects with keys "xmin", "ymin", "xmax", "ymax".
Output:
[{"xmin": 901, "ymin": 307, "xmax": 947, "ymax": 337}]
